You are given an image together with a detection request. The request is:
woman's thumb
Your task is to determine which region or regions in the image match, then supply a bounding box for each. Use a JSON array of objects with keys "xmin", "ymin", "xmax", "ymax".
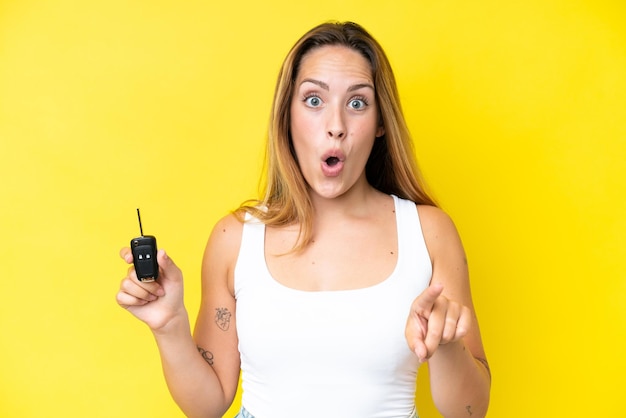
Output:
[{"xmin": 157, "ymin": 249, "xmax": 182, "ymax": 281}]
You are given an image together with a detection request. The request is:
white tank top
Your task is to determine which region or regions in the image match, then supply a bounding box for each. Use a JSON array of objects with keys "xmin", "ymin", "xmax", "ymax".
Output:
[{"xmin": 234, "ymin": 195, "xmax": 432, "ymax": 418}]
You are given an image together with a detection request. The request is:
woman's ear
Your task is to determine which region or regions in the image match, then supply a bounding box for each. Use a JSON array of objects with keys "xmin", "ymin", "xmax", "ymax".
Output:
[{"xmin": 376, "ymin": 124, "xmax": 385, "ymax": 138}]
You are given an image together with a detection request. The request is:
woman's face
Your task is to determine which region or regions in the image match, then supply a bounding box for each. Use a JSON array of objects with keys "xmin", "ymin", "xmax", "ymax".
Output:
[{"xmin": 290, "ymin": 45, "xmax": 384, "ymax": 200}]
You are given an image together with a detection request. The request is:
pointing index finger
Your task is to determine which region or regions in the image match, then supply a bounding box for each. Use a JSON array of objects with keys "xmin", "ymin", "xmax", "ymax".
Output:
[{"xmin": 414, "ymin": 282, "xmax": 445, "ymax": 313}]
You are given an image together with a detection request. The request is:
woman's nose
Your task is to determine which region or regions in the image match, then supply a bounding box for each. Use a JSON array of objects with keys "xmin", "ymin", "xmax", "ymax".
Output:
[{"xmin": 326, "ymin": 105, "xmax": 346, "ymax": 139}]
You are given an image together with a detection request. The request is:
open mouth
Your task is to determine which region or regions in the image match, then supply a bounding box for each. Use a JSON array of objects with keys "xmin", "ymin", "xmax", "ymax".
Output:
[
  {"xmin": 325, "ymin": 156, "xmax": 341, "ymax": 166},
  {"xmin": 321, "ymin": 151, "xmax": 345, "ymax": 176}
]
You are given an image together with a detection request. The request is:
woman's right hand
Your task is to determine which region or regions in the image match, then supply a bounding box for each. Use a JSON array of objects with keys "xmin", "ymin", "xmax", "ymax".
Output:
[{"xmin": 116, "ymin": 248, "xmax": 187, "ymax": 332}]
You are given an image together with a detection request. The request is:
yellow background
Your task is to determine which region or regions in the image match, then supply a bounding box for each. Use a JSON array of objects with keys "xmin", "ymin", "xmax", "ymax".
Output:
[{"xmin": 1, "ymin": 0, "xmax": 625, "ymax": 416}]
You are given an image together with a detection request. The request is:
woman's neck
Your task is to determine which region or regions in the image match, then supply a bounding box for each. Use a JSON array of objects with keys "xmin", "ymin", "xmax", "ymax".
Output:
[{"xmin": 308, "ymin": 182, "xmax": 386, "ymax": 221}]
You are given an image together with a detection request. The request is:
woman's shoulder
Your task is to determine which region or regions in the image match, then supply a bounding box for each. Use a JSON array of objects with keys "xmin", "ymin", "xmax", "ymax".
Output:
[
  {"xmin": 209, "ymin": 212, "xmax": 245, "ymax": 247},
  {"xmin": 415, "ymin": 204, "xmax": 464, "ymax": 256},
  {"xmin": 201, "ymin": 213, "xmax": 246, "ymax": 294},
  {"xmin": 415, "ymin": 204, "xmax": 454, "ymax": 227},
  {"xmin": 203, "ymin": 213, "xmax": 245, "ymax": 266}
]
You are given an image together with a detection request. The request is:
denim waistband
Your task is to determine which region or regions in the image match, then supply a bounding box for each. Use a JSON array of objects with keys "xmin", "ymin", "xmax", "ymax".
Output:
[
  {"xmin": 235, "ymin": 407, "xmax": 255, "ymax": 418},
  {"xmin": 235, "ymin": 406, "xmax": 418, "ymax": 418}
]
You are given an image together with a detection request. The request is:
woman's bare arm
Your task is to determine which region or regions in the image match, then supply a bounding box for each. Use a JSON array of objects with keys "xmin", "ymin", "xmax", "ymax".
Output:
[{"xmin": 406, "ymin": 205, "xmax": 491, "ymax": 418}]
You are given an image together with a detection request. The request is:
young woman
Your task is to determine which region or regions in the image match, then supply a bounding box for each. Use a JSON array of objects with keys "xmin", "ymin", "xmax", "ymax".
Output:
[{"xmin": 116, "ymin": 21, "xmax": 491, "ymax": 418}]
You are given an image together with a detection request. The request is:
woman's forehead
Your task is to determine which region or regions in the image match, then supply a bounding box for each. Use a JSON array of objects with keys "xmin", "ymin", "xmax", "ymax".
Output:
[{"xmin": 296, "ymin": 45, "xmax": 373, "ymax": 85}]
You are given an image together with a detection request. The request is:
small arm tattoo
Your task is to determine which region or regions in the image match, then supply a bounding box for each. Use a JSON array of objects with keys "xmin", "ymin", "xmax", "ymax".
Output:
[
  {"xmin": 197, "ymin": 346, "xmax": 214, "ymax": 365},
  {"xmin": 466, "ymin": 405, "xmax": 473, "ymax": 416},
  {"xmin": 215, "ymin": 307, "xmax": 232, "ymax": 331}
]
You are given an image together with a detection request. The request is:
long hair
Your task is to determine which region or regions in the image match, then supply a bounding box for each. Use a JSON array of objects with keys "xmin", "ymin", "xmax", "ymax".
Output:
[{"xmin": 238, "ymin": 21, "xmax": 437, "ymax": 251}]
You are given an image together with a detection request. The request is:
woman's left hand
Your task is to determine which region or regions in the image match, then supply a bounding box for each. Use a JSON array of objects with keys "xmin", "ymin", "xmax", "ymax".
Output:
[{"xmin": 405, "ymin": 282, "xmax": 472, "ymax": 363}]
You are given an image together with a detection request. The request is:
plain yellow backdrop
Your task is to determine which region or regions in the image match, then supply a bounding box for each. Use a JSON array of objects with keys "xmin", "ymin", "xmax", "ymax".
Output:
[{"xmin": 1, "ymin": 0, "xmax": 625, "ymax": 416}]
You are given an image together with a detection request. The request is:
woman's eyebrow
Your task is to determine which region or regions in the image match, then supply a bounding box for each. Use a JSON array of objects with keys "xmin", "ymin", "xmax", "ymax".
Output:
[
  {"xmin": 300, "ymin": 78, "xmax": 329, "ymax": 90},
  {"xmin": 347, "ymin": 83, "xmax": 374, "ymax": 92},
  {"xmin": 300, "ymin": 78, "xmax": 374, "ymax": 92}
]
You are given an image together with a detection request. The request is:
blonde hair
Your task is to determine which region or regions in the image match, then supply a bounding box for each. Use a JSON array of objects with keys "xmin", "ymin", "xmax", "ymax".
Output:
[{"xmin": 238, "ymin": 21, "xmax": 436, "ymax": 251}]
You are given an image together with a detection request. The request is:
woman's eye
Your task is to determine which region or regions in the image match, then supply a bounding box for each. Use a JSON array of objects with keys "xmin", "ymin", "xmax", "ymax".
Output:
[
  {"xmin": 349, "ymin": 98, "xmax": 367, "ymax": 110},
  {"xmin": 305, "ymin": 96, "xmax": 322, "ymax": 107}
]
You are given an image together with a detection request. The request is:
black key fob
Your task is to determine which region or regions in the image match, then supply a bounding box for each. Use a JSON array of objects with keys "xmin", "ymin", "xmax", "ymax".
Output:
[
  {"xmin": 131, "ymin": 235, "xmax": 158, "ymax": 282},
  {"xmin": 131, "ymin": 209, "xmax": 159, "ymax": 282}
]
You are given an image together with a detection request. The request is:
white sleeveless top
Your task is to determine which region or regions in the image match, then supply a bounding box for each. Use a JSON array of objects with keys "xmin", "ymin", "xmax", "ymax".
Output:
[{"xmin": 234, "ymin": 195, "xmax": 432, "ymax": 418}]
